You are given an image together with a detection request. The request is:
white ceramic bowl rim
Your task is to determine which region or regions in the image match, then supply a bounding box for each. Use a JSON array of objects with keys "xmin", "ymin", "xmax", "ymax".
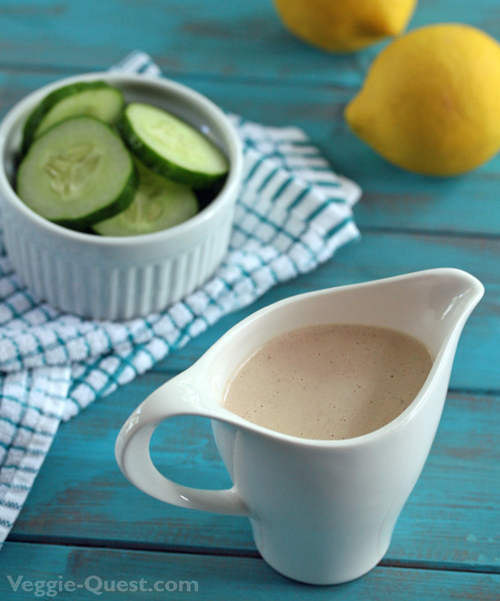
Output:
[{"xmin": 0, "ymin": 72, "xmax": 243, "ymax": 249}]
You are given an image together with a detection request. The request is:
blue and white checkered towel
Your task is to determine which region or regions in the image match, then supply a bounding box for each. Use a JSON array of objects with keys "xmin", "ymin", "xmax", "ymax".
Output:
[{"xmin": 0, "ymin": 52, "xmax": 361, "ymax": 544}]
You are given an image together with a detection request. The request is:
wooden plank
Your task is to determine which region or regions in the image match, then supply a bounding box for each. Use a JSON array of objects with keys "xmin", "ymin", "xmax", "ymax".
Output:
[
  {"xmin": 9, "ymin": 367, "xmax": 499, "ymax": 573},
  {"xmin": 0, "ymin": 0, "xmax": 364, "ymax": 84},
  {"xmin": 390, "ymin": 392, "xmax": 500, "ymax": 572},
  {"xmin": 1, "ymin": 0, "xmax": 500, "ymax": 88},
  {"xmin": 1, "ymin": 542, "xmax": 499, "ymax": 601},
  {"xmin": 2, "ymin": 70, "xmax": 500, "ymax": 237}
]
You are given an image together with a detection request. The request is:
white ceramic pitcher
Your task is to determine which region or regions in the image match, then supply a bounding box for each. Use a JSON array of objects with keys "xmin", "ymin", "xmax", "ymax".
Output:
[{"xmin": 115, "ymin": 268, "xmax": 483, "ymax": 585}]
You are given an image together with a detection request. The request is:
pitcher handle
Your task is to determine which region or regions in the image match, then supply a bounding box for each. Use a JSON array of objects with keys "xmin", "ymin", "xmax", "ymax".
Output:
[{"xmin": 115, "ymin": 377, "xmax": 250, "ymax": 517}]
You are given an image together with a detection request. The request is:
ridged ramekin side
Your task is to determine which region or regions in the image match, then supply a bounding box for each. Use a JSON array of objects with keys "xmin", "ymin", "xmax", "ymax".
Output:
[{"xmin": 3, "ymin": 208, "xmax": 233, "ymax": 320}]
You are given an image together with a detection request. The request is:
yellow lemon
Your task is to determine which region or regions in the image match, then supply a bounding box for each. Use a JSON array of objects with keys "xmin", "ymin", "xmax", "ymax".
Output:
[
  {"xmin": 273, "ymin": 0, "xmax": 417, "ymax": 53},
  {"xmin": 345, "ymin": 24, "xmax": 500, "ymax": 176}
]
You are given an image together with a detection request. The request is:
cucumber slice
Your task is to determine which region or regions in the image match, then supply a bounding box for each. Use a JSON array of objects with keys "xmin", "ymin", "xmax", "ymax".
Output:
[
  {"xmin": 92, "ymin": 159, "xmax": 198, "ymax": 236},
  {"xmin": 16, "ymin": 116, "xmax": 137, "ymax": 229},
  {"xmin": 118, "ymin": 102, "xmax": 229, "ymax": 189},
  {"xmin": 22, "ymin": 81, "xmax": 125, "ymax": 153}
]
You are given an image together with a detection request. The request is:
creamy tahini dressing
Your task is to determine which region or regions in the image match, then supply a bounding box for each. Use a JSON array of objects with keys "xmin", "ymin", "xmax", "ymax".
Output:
[{"xmin": 222, "ymin": 324, "xmax": 433, "ymax": 440}]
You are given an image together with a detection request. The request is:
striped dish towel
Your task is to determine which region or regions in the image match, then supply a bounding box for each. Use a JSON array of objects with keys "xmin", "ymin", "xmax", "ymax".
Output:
[{"xmin": 0, "ymin": 52, "xmax": 361, "ymax": 544}]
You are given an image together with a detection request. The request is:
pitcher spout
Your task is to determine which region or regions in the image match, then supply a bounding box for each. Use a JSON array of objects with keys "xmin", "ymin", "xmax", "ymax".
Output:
[
  {"xmin": 424, "ymin": 268, "xmax": 484, "ymax": 324},
  {"xmin": 327, "ymin": 268, "xmax": 483, "ymax": 363},
  {"xmin": 407, "ymin": 268, "xmax": 484, "ymax": 358}
]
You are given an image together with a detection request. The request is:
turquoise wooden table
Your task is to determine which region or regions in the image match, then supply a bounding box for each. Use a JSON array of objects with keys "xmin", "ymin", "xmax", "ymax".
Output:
[{"xmin": 1, "ymin": 1, "xmax": 499, "ymax": 599}]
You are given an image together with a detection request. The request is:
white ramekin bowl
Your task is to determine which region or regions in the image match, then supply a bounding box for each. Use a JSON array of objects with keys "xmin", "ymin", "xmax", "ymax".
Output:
[{"xmin": 0, "ymin": 72, "xmax": 243, "ymax": 320}]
